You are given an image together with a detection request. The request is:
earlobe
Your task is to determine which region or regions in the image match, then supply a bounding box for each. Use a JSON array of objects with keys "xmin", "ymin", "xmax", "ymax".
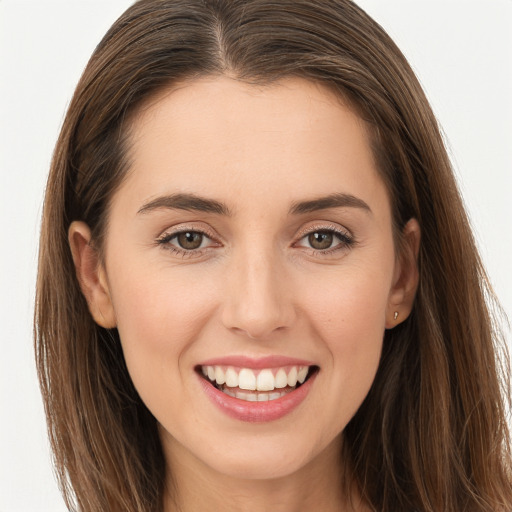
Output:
[
  {"xmin": 68, "ymin": 221, "xmax": 117, "ymax": 328},
  {"xmin": 386, "ymin": 218, "xmax": 421, "ymax": 329}
]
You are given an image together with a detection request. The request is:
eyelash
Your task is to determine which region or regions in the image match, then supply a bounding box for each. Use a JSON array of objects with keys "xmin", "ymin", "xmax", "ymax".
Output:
[
  {"xmin": 294, "ymin": 225, "xmax": 355, "ymax": 255},
  {"xmin": 155, "ymin": 226, "xmax": 219, "ymax": 259},
  {"xmin": 155, "ymin": 224, "xmax": 355, "ymax": 258}
]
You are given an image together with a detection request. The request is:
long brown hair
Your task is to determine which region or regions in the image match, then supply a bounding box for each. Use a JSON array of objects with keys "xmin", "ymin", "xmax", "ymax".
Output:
[{"xmin": 35, "ymin": 1, "xmax": 512, "ymax": 510}]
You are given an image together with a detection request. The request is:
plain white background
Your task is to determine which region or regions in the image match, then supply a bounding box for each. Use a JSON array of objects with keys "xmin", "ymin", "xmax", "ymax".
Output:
[{"xmin": 1, "ymin": 1, "xmax": 510, "ymax": 510}]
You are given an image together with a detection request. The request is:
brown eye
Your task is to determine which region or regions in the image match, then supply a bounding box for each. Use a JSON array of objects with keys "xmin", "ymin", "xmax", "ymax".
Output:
[
  {"xmin": 308, "ymin": 231, "xmax": 334, "ymax": 250},
  {"xmin": 177, "ymin": 231, "xmax": 204, "ymax": 250}
]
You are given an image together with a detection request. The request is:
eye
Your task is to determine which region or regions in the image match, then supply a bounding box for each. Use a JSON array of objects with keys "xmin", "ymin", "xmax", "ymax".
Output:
[
  {"xmin": 156, "ymin": 227, "xmax": 219, "ymax": 255},
  {"xmin": 174, "ymin": 231, "xmax": 207, "ymax": 250},
  {"xmin": 295, "ymin": 226, "xmax": 354, "ymax": 253},
  {"xmin": 307, "ymin": 231, "xmax": 336, "ymax": 250}
]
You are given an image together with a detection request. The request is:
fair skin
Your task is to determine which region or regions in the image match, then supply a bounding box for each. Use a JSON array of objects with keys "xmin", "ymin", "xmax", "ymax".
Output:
[{"xmin": 69, "ymin": 76, "xmax": 419, "ymax": 512}]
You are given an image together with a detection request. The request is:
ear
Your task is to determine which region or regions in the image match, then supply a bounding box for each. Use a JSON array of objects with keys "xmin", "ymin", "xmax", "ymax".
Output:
[
  {"xmin": 68, "ymin": 221, "xmax": 117, "ymax": 328},
  {"xmin": 385, "ymin": 218, "xmax": 420, "ymax": 329}
]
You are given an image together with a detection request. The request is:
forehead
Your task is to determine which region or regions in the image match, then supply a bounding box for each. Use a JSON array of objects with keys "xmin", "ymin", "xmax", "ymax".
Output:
[{"xmin": 118, "ymin": 76, "xmax": 388, "ymax": 217}]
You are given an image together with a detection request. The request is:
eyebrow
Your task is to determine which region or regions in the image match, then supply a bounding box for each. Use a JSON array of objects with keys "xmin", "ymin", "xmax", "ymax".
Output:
[
  {"xmin": 137, "ymin": 193, "xmax": 232, "ymax": 216},
  {"xmin": 289, "ymin": 193, "xmax": 372, "ymax": 215},
  {"xmin": 137, "ymin": 191, "xmax": 371, "ymax": 217}
]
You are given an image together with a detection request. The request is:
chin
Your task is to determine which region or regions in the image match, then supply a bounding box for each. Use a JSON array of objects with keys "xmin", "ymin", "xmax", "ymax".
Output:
[
  {"xmin": 188, "ymin": 425, "xmax": 341, "ymax": 482},
  {"xmin": 206, "ymin": 446, "xmax": 314, "ymax": 481}
]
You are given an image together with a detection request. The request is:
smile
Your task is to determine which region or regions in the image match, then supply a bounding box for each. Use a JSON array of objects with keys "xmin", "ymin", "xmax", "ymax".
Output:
[
  {"xmin": 196, "ymin": 358, "xmax": 319, "ymax": 422},
  {"xmin": 200, "ymin": 365, "xmax": 314, "ymax": 401}
]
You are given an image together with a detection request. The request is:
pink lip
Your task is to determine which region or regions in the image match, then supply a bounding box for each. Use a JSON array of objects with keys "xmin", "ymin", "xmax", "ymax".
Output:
[
  {"xmin": 197, "ymin": 367, "xmax": 318, "ymax": 423},
  {"xmin": 197, "ymin": 355, "xmax": 315, "ymax": 369}
]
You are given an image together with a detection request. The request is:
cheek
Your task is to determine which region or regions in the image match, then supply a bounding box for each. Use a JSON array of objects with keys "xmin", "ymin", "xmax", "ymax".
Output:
[
  {"xmin": 302, "ymin": 261, "xmax": 390, "ymax": 342},
  {"xmin": 107, "ymin": 264, "xmax": 219, "ymax": 407},
  {"xmin": 299, "ymin": 264, "xmax": 390, "ymax": 419}
]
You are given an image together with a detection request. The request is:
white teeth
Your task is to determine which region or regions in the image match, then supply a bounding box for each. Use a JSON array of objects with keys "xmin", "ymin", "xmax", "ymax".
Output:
[
  {"xmin": 239, "ymin": 368, "xmax": 257, "ymax": 390},
  {"xmin": 201, "ymin": 364, "xmax": 313, "ymax": 392},
  {"xmin": 256, "ymin": 369, "xmax": 275, "ymax": 391},
  {"xmin": 236, "ymin": 391, "xmax": 257, "ymax": 402},
  {"xmin": 297, "ymin": 366, "xmax": 308, "ymax": 384},
  {"xmin": 275, "ymin": 368, "xmax": 288, "ymax": 389},
  {"xmin": 215, "ymin": 366, "xmax": 225, "ymax": 385},
  {"xmin": 225, "ymin": 367, "xmax": 239, "ymax": 387},
  {"xmin": 233, "ymin": 390, "xmax": 288, "ymax": 402},
  {"xmin": 234, "ymin": 388, "xmax": 287, "ymax": 402},
  {"xmin": 287, "ymin": 366, "xmax": 298, "ymax": 387}
]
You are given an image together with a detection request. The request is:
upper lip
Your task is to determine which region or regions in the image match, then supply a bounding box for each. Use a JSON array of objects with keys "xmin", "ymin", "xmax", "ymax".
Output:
[{"xmin": 196, "ymin": 355, "xmax": 316, "ymax": 369}]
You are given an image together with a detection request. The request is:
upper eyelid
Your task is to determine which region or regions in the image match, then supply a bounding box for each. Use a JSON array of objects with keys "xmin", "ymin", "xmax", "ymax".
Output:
[
  {"xmin": 294, "ymin": 230, "xmax": 352, "ymax": 248},
  {"xmin": 294, "ymin": 222, "xmax": 352, "ymax": 239},
  {"xmin": 157, "ymin": 223, "xmax": 218, "ymax": 240},
  {"xmin": 156, "ymin": 221, "xmax": 352, "ymax": 245}
]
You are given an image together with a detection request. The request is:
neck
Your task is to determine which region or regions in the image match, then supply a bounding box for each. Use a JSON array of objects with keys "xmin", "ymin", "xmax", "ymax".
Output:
[{"xmin": 162, "ymin": 434, "xmax": 367, "ymax": 512}]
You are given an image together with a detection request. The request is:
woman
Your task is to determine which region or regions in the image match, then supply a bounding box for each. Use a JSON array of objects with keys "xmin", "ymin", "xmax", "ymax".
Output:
[{"xmin": 35, "ymin": 0, "xmax": 512, "ymax": 511}]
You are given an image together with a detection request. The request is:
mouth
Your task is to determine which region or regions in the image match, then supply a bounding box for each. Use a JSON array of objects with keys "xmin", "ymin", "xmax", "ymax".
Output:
[{"xmin": 196, "ymin": 364, "xmax": 320, "ymax": 402}]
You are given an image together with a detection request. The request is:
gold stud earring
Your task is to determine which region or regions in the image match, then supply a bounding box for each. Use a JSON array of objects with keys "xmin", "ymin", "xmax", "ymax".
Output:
[{"xmin": 393, "ymin": 311, "xmax": 399, "ymax": 321}]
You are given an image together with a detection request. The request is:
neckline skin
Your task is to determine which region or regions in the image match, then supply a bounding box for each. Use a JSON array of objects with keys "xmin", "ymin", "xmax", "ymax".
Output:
[{"xmin": 69, "ymin": 76, "xmax": 419, "ymax": 512}]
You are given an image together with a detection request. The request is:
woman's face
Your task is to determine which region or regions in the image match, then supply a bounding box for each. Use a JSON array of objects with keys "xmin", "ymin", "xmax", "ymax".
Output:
[{"xmin": 73, "ymin": 76, "xmax": 417, "ymax": 481}]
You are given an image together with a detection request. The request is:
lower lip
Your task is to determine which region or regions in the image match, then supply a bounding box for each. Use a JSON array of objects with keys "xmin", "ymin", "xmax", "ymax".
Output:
[{"xmin": 197, "ymin": 371, "xmax": 317, "ymax": 423}]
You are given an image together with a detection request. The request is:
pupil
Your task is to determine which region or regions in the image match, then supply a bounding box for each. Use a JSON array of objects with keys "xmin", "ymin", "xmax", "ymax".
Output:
[
  {"xmin": 309, "ymin": 231, "xmax": 333, "ymax": 250},
  {"xmin": 178, "ymin": 232, "xmax": 203, "ymax": 250}
]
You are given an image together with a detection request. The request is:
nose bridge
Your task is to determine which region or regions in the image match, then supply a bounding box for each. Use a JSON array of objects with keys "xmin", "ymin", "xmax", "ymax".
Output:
[{"xmin": 222, "ymin": 239, "xmax": 294, "ymax": 339}]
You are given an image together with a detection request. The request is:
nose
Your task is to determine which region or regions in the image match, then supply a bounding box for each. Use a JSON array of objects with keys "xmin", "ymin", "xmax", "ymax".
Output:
[{"xmin": 221, "ymin": 247, "xmax": 296, "ymax": 340}]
